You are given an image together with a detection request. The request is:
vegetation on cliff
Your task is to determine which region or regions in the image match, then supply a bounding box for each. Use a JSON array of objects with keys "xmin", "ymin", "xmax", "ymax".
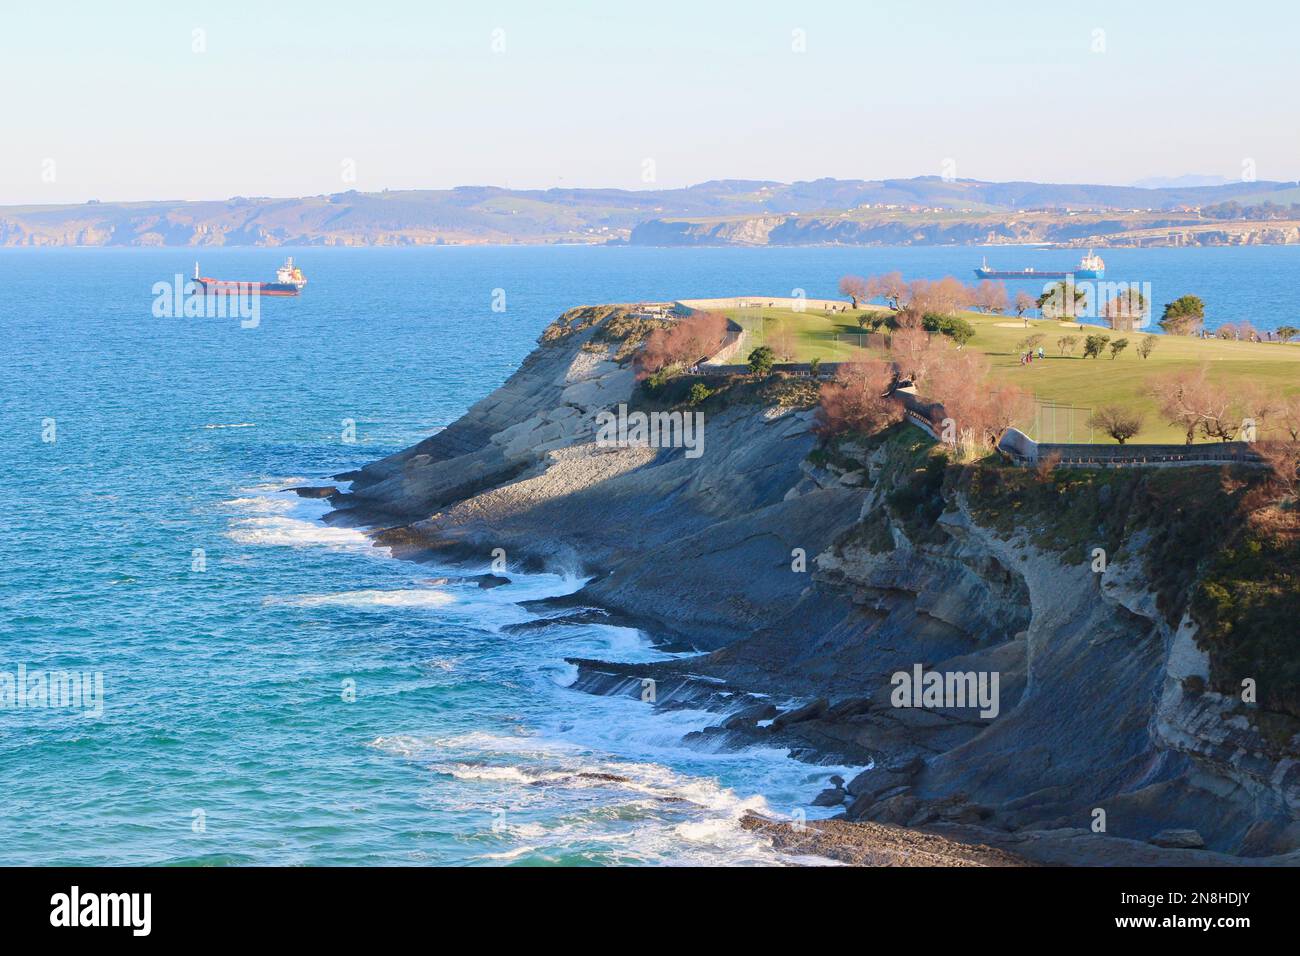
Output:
[
  {"xmin": 538, "ymin": 304, "xmax": 632, "ymax": 344},
  {"xmin": 720, "ymin": 299, "xmax": 1300, "ymax": 443},
  {"xmin": 1191, "ymin": 509, "xmax": 1300, "ymax": 718},
  {"xmin": 632, "ymin": 368, "xmax": 818, "ymax": 414},
  {"xmin": 817, "ymin": 408, "xmax": 1300, "ymax": 721}
]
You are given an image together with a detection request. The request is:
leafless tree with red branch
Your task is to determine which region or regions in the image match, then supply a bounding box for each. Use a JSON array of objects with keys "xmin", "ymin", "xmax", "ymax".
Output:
[
  {"xmin": 636, "ymin": 311, "xmax": 729, "ymax": 378},
  {"xmin": 813, "ymin": 360, "xmax": 903, "ymax": 438}
]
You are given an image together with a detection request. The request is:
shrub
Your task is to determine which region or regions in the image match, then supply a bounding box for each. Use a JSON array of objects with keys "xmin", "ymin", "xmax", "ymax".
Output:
[
  {"xmin": 813, "ymin": 360, "xmax": 903, "ymax": 438},
  {"xmin": 1160, "ymin": 295, "xmax": 1205, "ymax": 335},
  {"xmin": 922, "ymin": 312, "xmax": 976, "ymax": 347},
  {"xmin": 747, "ymin": 345, "xmax": 776, "ymax": 377},
  {"xmin": 1087, "ymin": 405, "xmax": 1144, "ymax": 444},
  {"xmin": 1083, "ymin": 334, "xmax": 1110, "ymax": 359},
  {"xmin": 636, "ymin": 312, "xmax": 728, "ymax": 378}
]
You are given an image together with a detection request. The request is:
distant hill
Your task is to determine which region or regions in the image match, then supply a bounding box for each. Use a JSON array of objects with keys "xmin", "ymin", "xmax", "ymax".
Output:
[
  {"xmin": 2, "ymin": 177, "xmax": 1297, "ymax": 247},
  {"xmin": 1132, "ymin": 174, "xmax": 1234, "ymax": 189}
]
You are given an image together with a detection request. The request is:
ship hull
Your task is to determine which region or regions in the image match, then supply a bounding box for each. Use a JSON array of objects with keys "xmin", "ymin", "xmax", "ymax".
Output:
[
  {"xmin": 194, "ymin": 278, "xmax": 303, "ymax": 297},
  {"xmin": 974, "ymin": 269, "xmax": 1104, "ymax": 280}
]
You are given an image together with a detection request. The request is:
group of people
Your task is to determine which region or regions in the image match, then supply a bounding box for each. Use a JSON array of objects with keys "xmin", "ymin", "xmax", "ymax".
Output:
[{"xmin": 1019, "ymin": 346, "xmax": 1046, "ymax": 365}]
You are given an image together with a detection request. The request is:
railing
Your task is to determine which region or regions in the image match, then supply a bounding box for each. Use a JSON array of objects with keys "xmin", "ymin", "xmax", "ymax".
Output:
[{"xmin": 996, "ymin": 428, "xmax": 1265, "ymax": 469}]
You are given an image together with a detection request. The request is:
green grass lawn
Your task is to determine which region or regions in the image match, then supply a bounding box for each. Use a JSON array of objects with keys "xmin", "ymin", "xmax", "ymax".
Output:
[{"xmin": 724, "ymin": 306, "xmax": 1300, "ymax": 444}]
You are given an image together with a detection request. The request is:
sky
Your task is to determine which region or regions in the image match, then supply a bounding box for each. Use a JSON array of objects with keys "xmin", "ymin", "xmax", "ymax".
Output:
[{"xmin": 2, "ymin": 0, "xmax": 1297, "ymax": 204}]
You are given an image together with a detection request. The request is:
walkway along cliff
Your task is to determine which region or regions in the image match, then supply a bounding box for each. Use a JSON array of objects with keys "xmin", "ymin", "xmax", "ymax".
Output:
[{"xmin": 326, "ymin": 304, "xmax": 1300, "ymax": 865}]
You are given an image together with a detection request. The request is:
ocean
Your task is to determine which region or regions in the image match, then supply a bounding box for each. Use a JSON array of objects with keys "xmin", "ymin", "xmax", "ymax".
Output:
[{"xmin": 3, "ymin": 243, "xmax": 1297, "ymax": 865}]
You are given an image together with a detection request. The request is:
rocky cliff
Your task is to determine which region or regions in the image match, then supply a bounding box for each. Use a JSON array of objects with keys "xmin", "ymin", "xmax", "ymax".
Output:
[
  {"xmin": 328, "ymin": 306, "xmax": 1300, "ymax": 864},
  {"xmin": 629, "ymin": 215, "xmax": 1300, "ymax": 248}
]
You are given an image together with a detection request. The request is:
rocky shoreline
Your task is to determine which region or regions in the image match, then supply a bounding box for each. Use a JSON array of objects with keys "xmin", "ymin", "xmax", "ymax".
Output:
[{"xmin": 326, "ymin": 304, "xmax": 1300, "ymax": 866}]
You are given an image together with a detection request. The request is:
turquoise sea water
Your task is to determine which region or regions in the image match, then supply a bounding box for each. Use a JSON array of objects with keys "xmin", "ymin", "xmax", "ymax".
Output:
[{"xmin": 3, "ymin": 244, "xmax": 1298, "ymax": 866}]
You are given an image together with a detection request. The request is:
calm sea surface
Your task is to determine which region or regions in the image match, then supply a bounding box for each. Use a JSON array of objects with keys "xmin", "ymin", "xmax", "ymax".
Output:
[{"xmin": 3, "ymin": 244, "xmax": 1297, "ymax": 865}]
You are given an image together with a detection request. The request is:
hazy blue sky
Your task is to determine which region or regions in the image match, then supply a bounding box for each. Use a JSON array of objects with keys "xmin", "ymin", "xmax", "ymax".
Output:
[{"xmin": 3, "ymin": 0, "xmax": 1297, "ymax": 203}]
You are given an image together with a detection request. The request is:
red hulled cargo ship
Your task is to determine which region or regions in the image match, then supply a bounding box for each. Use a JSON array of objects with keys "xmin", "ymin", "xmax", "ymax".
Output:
[{"xmin": 193, "ymin": 257, "xmax": 307, "ymax": 296}]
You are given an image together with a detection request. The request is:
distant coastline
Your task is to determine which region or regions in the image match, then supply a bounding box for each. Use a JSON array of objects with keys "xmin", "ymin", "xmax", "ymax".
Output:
[{"xmin": 5, "ymin": 175, "xmax": 1299, "ymax": 249}]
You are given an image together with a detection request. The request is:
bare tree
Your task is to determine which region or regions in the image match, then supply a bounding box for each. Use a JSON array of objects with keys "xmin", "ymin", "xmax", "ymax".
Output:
[
  {"xmin": 868, "ymin": 272, "xmax": 909, "ymax": 312},
  {"xmin": 1148, "ymin": 365, "xmax": 1248, "ymax": 443},
  {"xmin": 1271, "ymin": 393, "xmax": 1300, "ymax": 442},
  {"xmin": 972, "ymin": 280, "xmax": 1009, "ymax": 315},
  {"xmin": 1014, "ymin": 291, "xmax": 1036, "ymax": 322},
  {"xmin": 636, "ymin": 312, "xmax": 728, "ymax": 377},
  {"xmin": 889, "ymin": 325, "xmax": 935, "ymax": 385},
  {"xmin": 1256, "ymin": 394, "xmax": 1300, "ymax": 501},
  {"xmin": 813, "ymin": 360, "xmax": 903, "ymax": 437},
  {"xmin": 925, "ymin": 346, "xmax": 1032, "ymax": 453},
  {"xmin": 1102, "ymin": 288, "xmax": 1148, "ymax": 332},
  {"xmin": 1256, "ymin": 440, "xmax": 1300, "ymax": 501},
  {"xmin": 769, "ymin": 327, "xmax": 798, "ymax": 362},
  {"xmin": 1087, "ymin": 405, "xmax": 1144, "ymax": 444},
  {"xmin": 839, "ymin": 275, "xmax": 870, "ymax": 309}
]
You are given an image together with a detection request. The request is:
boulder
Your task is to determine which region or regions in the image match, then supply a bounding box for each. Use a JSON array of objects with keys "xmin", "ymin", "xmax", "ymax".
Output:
[
  {"xmin": 812, "ymin": 787, "xmax": 847, "ymax": 807},
  {"xmin": 846, "ymin": 769, "xmax": 907, "ymax": 800},
  {"xmin": 863, "ymin": 792, "xmax": 918, "ymax": 825},
  {"xmin": 722, "ymin": 702, "xmax": 779, "ymax": 730},
  {"xmin": 771, "ymin": 698, "xmax": 828, "ymax": 730},
  {"xmin": 939, "ymin": 803, "xmax": 993, "ymax": 825},
  {"xmin": 824, "ymin": 697, "xmax": 874, "ymax": 721},
  {"xmin": 286, "ymin": 485, "xmax": 338, "ymax": 499},
  {"xmin": 885, "ymin": 756, "xmax": 925, "ymax": 776},
  {"xmin": 475, "ymin": 574, "xmax": 511, "ymax": 589},
  {"xmin": 1148, "ymin": 829, "xmax": 1205, "ymax": 849}
]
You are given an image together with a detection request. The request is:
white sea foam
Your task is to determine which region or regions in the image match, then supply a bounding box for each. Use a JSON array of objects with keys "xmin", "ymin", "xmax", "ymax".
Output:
[
  {"xmin": 283, "ymin": 499, "xmax": 847, "ymax": 865},
  {"xmin": 237, "ymin": 477, "xmax": 312, "ymax": 494},
  {"xmin": 203, "ymin": 422, "xmax": 256, "ymax": 429},
  {"xmin": 479, "ymin": 845, "xmax": 540, "ymax": 861},
  {"xmin": 265, "ymin": 588, "xmax": 455, "ymax": 609},
  {"xmin": 223, "ymin": 496, "xmax": 297, "ymax": 514},
  {"xmin": 434, "ymin": 764, "xmax": 539, "ymax": 784},
  {"xmin": 226, "ymin": 515, "xmax": 380, "ymax": 552}
]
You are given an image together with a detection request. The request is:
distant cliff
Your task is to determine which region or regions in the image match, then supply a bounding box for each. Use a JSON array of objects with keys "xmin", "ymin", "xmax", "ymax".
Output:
[
  {"xmin": 630, "ymin": 214, "xmax": 1300, "ymax": 248},
  {"xmin": 4, "ymin": 176, "xmax": 1298, "ymax": 247}
]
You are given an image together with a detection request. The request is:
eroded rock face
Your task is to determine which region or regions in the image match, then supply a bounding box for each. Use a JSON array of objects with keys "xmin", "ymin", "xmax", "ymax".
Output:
[
  {"xmin": 1150, "ymin": 828, "xmax": 1205, "ymax": 849},
  {"xmin": 330, "ymin": 306, "xmax": 1300, "ymax": 860}
]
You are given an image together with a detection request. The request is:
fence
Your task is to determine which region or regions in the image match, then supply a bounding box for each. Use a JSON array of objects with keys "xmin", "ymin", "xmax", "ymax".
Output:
[
  {"xmin": 1029, "ymin": 400, "xmax": 1094, "ymax": 444},
  {"xmin": 997, "ymin": 428, "xmax": 1266, "ymax": 469},
  {"xmin": 700, "ymin": 320, "xmax": 748, "ymax": 366},
  {"xmin": 700, "ymin": 360, "xmax": 854, "ymax": 377},
  {"xmin": 675, "ymin": 296, "xmax": 858, "ymax": 314}
]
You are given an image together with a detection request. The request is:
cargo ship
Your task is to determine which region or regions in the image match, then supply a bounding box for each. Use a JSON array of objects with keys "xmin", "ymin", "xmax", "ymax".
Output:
[
  {"xmin": 974, "ymin": 250, "xmax": 1104, "ymax": 281},
  {"xmin": 193, "ymin": 257, "xmax": 307, "ymax": 296}
]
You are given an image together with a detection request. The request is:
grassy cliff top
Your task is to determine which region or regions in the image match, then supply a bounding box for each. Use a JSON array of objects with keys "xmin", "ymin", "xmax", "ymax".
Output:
[{"xmin": 721, "ymin": 305, "xmax": 1300, "ymax": 444}]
